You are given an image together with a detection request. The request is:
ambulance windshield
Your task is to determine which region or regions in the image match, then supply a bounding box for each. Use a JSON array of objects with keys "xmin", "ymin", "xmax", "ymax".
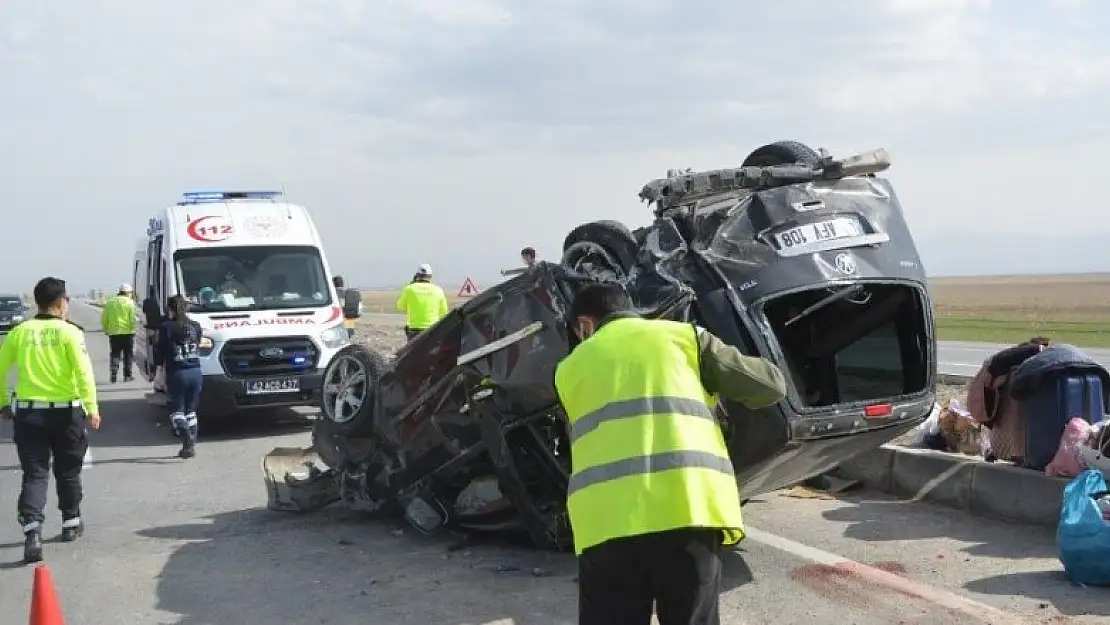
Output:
[{"xmin": 174, "ymin": 245, "xmax": 333, "ymax": 312}]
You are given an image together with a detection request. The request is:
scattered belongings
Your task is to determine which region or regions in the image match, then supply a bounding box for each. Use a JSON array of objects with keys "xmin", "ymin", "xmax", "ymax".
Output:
[
  {"xmin": 963, "ymin": 339, "xmax": 1109, "ymax": 474},
  {"xmin": 911, "ymin": 399, "xmax": 984, "ymax": 457},
  {"xmin": 1046, "ymin": 418, "xmax": 1093, "ymax": 478},
  {"xmin": 1058, "ymin": 469, "xmax": 1110, "ymax": 586}
]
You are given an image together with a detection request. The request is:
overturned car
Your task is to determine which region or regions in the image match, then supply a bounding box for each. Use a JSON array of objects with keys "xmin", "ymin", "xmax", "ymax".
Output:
[{"xmin": 263, "ymin": 140, "xmax": 938, "ymax": 551}]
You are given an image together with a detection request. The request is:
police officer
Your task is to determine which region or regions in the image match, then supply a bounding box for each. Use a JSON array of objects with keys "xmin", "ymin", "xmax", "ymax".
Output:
[
  {"xmin": 100, "ymin": 282, "xmax": 137, "ymax": 383},
  {"xmin": 395, "ymin": 264, "xmax": 449, "ymax": 341},
  {"xmin": 0, "ymin": 277, "xmax": 101, "ymax": 564},
  {"xmin": 554, "ymin": 283, "xmax": 787, "ymax": 625}
]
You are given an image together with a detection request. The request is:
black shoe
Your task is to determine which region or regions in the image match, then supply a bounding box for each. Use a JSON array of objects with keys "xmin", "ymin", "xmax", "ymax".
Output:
[
  {"xmin": 61, "ymin": 521, "xmax": 84, "ymax": 542},
  {"xmin": 23, "ymin": 531, "xmax": 43, "ymax": 563},
  {"xmin": 109, "ymin": 373, "xmax": 118, "ymax": 383},
  {"xmin": 123, "ymin": 374, "xmax": 134, "ymax": 382},
  {"xmin": 179, "ymin": 443, "xmax": 196, "ymax": 459}
]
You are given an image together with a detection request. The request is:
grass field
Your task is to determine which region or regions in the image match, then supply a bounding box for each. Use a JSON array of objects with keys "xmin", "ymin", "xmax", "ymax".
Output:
[
  {"xmin": 928, "ymin": 274, "xmax": 1110, "ymax": 347},
  {"xmin": 362, "ymin": 274, "xmax": 1110, "ymax": 347}
]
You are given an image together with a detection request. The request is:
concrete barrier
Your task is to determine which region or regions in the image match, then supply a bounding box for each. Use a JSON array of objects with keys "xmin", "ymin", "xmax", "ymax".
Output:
[
  {"xmin": 938, "ymin": 373, "xmax": 972, "ymax": 386},
  {"xmin": 836, "ymin": 444, "xmax": 1068, "ymax": 528}
]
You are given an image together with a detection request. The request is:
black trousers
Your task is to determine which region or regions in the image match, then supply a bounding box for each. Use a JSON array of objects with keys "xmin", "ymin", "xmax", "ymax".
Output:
[
  {"xmin": 404, "ymin": 327, "xmax": 424, "ymax": 341},
  {"xmin": 578, "ymin": 528, "xmax": 723, "ymax": 625},
  {"xmin": 13, "ymin": 407, "xmax": 88, "ymax": 529},
  {"xmin": 108, "ymin": 333, "xmax": 134, "ymax": 375}
]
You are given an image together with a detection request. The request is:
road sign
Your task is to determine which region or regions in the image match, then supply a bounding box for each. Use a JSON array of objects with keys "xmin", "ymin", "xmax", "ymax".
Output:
[{"xmin": 458, "ymin": 277, "xmax": 480, "ymax": 298}]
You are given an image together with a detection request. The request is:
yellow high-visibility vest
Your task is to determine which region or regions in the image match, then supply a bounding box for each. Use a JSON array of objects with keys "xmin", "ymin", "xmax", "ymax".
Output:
[
  {"xmin": 396, "ymin": 282, "xmax": 448, "ymax": 330},
  {"xmin": 0, "ymin": 316, "xmax": 99, "ymax": 415},
  {"xmin": 554, "ymin": 316, "xmax": 744, "ymax": 555}
]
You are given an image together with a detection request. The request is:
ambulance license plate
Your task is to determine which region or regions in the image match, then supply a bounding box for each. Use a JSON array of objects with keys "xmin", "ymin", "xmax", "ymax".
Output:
[{"xmin": 245, "ymin": 378, "xmax": 301, "ymax": 395}]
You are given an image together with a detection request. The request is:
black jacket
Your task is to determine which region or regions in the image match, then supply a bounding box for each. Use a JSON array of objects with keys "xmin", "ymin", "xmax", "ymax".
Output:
[{"xmin": 154, "ymin": 318, "xmax": 203, "ymax": 373}]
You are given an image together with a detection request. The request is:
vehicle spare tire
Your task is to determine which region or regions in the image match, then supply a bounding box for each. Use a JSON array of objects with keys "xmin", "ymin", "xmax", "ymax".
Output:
[
  {"xmin": 561, "ymin": 220, "xmax": 640, "ymax": 277},
  {"xmin": 741, "ymin": 140, "xmax": 821, "ymax": 168},
  {"xmin": 318, "ymin": 344, "xmax": 388, "ymax": 437}
]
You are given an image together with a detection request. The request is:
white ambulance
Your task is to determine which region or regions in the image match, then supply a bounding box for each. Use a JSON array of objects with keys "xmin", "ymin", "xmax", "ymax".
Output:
[{"xmin": 132, "ymin": 190, "xmax": 353, "ymax": 419}]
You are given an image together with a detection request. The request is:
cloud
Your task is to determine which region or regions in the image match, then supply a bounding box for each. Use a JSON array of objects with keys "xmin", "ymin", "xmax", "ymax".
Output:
[{"xmin": 1, "ymin": 0, "xmax": 1109, "ymax": 289}]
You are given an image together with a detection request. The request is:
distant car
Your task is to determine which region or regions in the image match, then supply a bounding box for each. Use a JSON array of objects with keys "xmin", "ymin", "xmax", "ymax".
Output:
[
  {"xmin": 264, "ymin": 140, "xmax": 938, "ymax": 551},
  {"xmin": 0, "ymin": 294, "xmax": 29, "ymax": 334}
]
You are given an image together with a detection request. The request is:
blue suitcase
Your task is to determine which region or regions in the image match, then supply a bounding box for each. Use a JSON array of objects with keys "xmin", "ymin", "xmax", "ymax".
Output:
[{"xmin": 1022, "ymin": 374, "xmax": 1107, "ymax": 472}]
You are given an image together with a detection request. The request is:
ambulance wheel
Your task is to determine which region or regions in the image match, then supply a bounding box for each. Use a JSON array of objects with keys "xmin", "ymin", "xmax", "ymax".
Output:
[
  {"xmin": 319, "ymin": 344, "xmax": 386, "ymax": 437},
  {"xmin": 741, "ymin": 140, "xmax": 821, "ymax": 168}
]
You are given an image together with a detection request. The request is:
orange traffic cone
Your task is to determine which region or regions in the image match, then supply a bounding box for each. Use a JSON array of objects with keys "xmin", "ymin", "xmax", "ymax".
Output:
[{"xmin": 28, "ymin": 564, "xmax": 66, "ymax": 625}]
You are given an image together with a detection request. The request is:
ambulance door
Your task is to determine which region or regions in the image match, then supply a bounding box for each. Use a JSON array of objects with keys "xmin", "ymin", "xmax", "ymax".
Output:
[{"xmin": 138, "ymin": 234, "xmax": 165, "ymax": 376}]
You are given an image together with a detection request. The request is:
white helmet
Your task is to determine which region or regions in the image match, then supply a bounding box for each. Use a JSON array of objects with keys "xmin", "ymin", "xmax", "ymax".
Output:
[
  {"xmin": 120, "ymin": 283, "xmax": 133, "ymax": 293},
  {"xmin": 417, "ymin": 263, "xmax": 432, "ymax": 276}
]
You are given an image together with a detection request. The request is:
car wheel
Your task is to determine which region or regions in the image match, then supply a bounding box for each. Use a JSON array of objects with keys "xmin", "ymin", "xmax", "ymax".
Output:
[
  {"xmin": 561, "ymin": 220, "xmax": 640, "ymax": 279},
  {"xmin": 741, "ymin": 140, "xmax": 821, "ymax": 168},
  {"xmin": 319, "ymin": 344, "xmax": 387, "ymax": 436}
]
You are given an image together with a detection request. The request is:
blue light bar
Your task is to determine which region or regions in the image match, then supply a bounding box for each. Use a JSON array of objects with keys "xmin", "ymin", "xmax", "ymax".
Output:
[{"xmin": 179, "ymin": 190, "xmax": 284, "ymax": 205}]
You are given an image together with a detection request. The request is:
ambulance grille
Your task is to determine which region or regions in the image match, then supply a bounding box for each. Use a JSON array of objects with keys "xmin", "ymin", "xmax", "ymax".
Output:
[{"xmin": 220, "ymin": 337, "xmax": 319, "ymax": 377}]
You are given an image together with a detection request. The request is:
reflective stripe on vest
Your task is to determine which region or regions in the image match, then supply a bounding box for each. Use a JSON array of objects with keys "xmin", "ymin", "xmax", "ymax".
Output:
[
  {"xmin": 554, "ymin": 316, "xmax": 745, "ymax": 555},
  {"xmin": 567, "ymin": 449, "xmax": 736, "ymax": 496}
]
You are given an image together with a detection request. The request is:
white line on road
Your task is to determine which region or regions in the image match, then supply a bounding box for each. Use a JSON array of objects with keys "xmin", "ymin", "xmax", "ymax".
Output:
[{"xmin": 744, "ymin": 526, "xmax": 1020, "ymax": 623}]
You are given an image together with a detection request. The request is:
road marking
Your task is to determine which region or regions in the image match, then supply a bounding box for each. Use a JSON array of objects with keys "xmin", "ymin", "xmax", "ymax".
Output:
[{"xmin": 745, "ymin": 526, "xmax": 1020, "ymax": 623}]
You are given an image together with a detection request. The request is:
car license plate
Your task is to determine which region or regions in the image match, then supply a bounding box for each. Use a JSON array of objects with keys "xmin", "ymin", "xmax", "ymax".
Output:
[
  {"xmin": 245, "ymin": 378, "xmax": 301, "ymax": 395},
  {"xmin": 775, "ymin": 218, "xmax": 862, "ymax": 251}
]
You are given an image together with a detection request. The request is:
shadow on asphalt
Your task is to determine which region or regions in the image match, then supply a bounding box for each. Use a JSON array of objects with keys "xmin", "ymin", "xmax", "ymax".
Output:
[
  {"xmin": 963, "ymin": 571, "xmax": 1110, "ymax": 617},
  {"xmin": 0, "ymin": 398, "xmax": 313, "ymax": 471},
  {"xmin": 137, "ymin": 507, "xmax": 754, "ymax": 624},
  {"xmin": 821, "ymin": 496, "xmax": 1059, "ymax": 559},
  {"xmin": 87, "ymin": 396, "xmax": 313, "ymax": 448},
  {"xmin": 821, "ymin": 495, "xmax": 1109, "ymax": 617}
]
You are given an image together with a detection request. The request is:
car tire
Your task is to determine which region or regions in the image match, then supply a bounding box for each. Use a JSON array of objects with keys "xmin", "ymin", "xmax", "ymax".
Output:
[
  {"xmin": 561, "ymin": 220, "xmax": 640, "ymax": 278},
  {"xmin": 741, "ymin": 140, "xmax": 821, "ymax": 168},
  {"xmin": 318, "ymin": 344, "xmax": 387, "ymax": 437}
]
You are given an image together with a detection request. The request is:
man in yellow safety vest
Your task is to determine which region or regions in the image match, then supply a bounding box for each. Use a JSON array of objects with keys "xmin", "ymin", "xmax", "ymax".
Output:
[
  {"xmin": 100, "ymin": 283, "xmax": 138, "ymax": 383},
  {"xmin": 554, "ymin": 282, "xmax": 787, "ymax": 625},
  {"xmin": 0, "ymin": 277, "xmax": 101, "ymax": 563},
  {"xmin": 395, "ymin": 263, "xmax": 449, "ymax": 341}
]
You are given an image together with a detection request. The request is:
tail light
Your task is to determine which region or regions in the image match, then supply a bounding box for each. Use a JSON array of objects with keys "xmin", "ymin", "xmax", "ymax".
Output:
[{"xmin": 864, "ymin": 403, "xmax": 893, "ymax": 419}]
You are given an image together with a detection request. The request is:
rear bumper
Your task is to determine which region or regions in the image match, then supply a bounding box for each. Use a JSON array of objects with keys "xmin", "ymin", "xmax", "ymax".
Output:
[{"xmin": 199, "ymin": 371, "xmax": 324, "ymax": 418}]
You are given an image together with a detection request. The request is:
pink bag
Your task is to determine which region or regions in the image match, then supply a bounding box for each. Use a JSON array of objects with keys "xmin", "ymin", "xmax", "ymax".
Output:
[{"xmin": 1045, "ymin": 418, "xmax": 1093, "ymax": 478}]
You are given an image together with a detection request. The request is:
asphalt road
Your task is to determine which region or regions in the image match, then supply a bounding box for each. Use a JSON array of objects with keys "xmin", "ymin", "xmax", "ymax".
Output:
[
  {"xmin": 937, "ymin": 342, "xmax": 1110, "ymax": 378},
  {"xmin": 0, "ymin": 303, "xmax": 1104, "ymax": 624}
]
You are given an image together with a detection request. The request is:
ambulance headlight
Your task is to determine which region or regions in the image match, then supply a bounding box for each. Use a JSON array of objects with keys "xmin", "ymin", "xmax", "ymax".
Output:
[
  {"xmin": 320, "ymin": 324, "xmax": 350, "ymax": 349},
  {"xmin": 11, "ymin": 315, "xmax": 23, "ymax": 323},
  {"xmin": 198, "ymin": 335, "xmax": 214, "ymax": 357}
]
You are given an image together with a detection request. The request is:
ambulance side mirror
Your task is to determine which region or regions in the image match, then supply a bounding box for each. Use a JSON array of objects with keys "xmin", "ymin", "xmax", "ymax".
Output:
[{"xmin": 342, "ymin": 289, "xmax": 362, "ymax": 319}]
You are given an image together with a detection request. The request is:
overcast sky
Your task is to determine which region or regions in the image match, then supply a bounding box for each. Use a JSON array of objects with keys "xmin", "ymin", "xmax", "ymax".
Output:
[{"xmin": 3, "ymin": 0, "xmax": 1108, "ymax": 293}]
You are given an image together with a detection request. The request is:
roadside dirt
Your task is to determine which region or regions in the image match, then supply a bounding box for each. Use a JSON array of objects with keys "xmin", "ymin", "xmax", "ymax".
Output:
[{"xmin": 353, "ymin": 319, "xmax": 409, "ymax": 355}]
